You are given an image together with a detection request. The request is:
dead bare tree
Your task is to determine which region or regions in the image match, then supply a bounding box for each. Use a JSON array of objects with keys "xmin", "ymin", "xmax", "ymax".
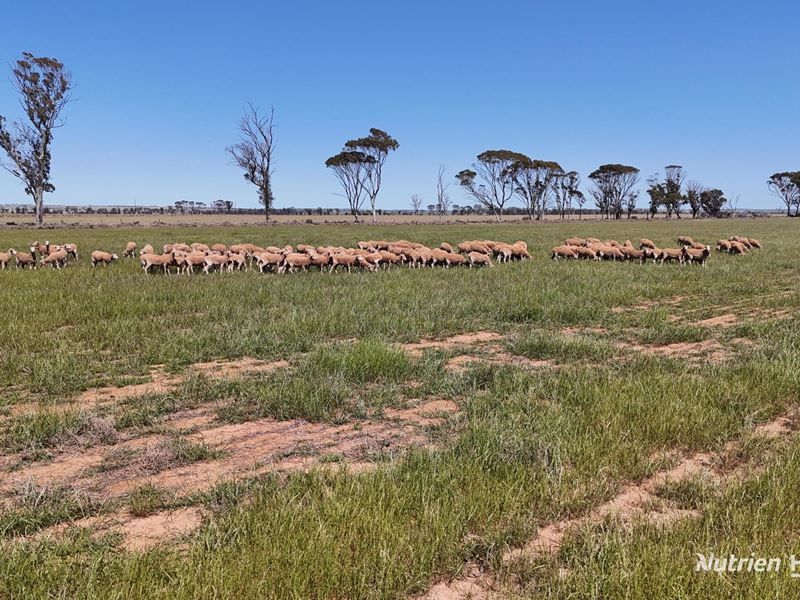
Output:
[
  {"xmin": 436, "ymin": 165, "xmax": 451, "ymax": 217},
  {"xmin": 410, "ymin": 194, "xmax": 423, "ymax": 215},
  {"xmin": 0, "ymin": 53, "xmax": 72, "ymax": 227},
  {"xmin": 227, "ymin": 104, "xmax": 276, "ymax": 222}
]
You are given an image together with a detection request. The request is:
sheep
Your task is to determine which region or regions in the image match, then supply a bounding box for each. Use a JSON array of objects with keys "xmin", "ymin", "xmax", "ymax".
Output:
[
  {"xmin": 574, "ymin": 246, "xmax": 600, "ymax": 261},
  {"xmin": 619, "ymin": 246, "xmax": 645, "ymax": 263},
  {"xmin": 682, "ymin": 245, "xmax": 710, "ymax": 266},
  {"xmin": 639, "ymin": 239, "xmax": 656, "ymax": 250},
  {"xmin": 623, "ymin": 240, "xmax": 634, "ymax": 248},
  {"xmin": 256, "ymin": 252, "xmax": 284, "ymax": 273},
  {"xmin": 123, "ymin": 241, "xmax": 137, "ymax": 258},
  {"xmin": 439, "ymin": 242, "xmax": 454, "ymax": 253},
  {"xmin": 444, "ymin": 252, "xmax": 467, "ymax": 267},
  {"xmin": 140, "ymin": 244, "xmax": 154, "ymax": 256},
  {"xmin": 307, "ymin": 252, "xmax": 331, "ymax": 270},
  {"xmin": 226, "ymin": 251, "xmax": 247, "ymax": 272},
  {"xmin": 63, "ymin": 243, "xmax": 78, "ymax": 260},
  {"xmin": 41, "ymin": 249, "xmax": 69, "ymax": 269},
  {"xmin": 378, "ymin": 251, "xmax": 401, "ymax": 268},
  {"xmin": 747, "ymin": 238, "xmax": 762, "ymax": 249},
  {"xmin": 91, "ymin": 251, "xmax": 119, "ymax": 267},
  {"xmin": 9, "ymin": 249, "xmax": 35, "ymax": 269},
  {"xmin": 358, "ymin": 253, "xmax": 383, "ymax": 271},
  {"xmin": 430, "ymin": 248, "xmax": 450, "ymax": 267},
  {"xmin": 689, "ymin": 241, "xmax": 708, "ymax": 250},
  {"xmin": 599, "ymin": 245, "xmax": 625, "ymax": 261},
  {"xmin": 409, "ymin": 249, "xmax": 433, "ymax": 268},
  {"xmin": 468, "ymin": 251, "xmax": 493, "ymax": 268},
  {"xmin": 729, "ymin": 235, "xmax": 753, "ymax": 248},
  {"xmin": 279, "ymin": 252, "xmax": 312, "ymax": 274},
  {"xmin": 141, "ymin": 252, "xmax": 174, "ymax": 274},
  {"xmin": 565, "ymin": 237, "xmax": 585, "ymax": 247},
  {"xmin": 585, "ymin": 237, "xmax": 602, "ymax": 246},
  {"xmin": 0, "ymin": 250, "xmax": 11, "ymax": 269},
  {"xmin": 211, "ymin": 243, "xmax": 227, "ymax": 253},
  {"xmin": 202, "ymin": 253, "xmax": 229, "ymax": 274},
  {"xmin": 493, "ymin": 244, "xmax": 514, "ymax": 263},
  {"xmin": 182, "ymin": 251, "xmax": 207, "ymax": 275},
  {"xmin": 677, "ymin": 236, "xmax": 694, "ymax": 247},
  {"xmin": 31, "ymin": 240, "xmax": 50, "ymax": 259},
  {"xmin": 329, "ymin": 253, "xmax": 358, "ymax": 273},
  {"xmin": 729, "ymin": 241, "xmax": 749, "ymax": 255},
  {"xmin": 643, "ymin": 247, "xmax": 661, "ymax": 263},
  {"xmin": 658, "ymin": 248, "xmax": 684, "ymax": 264},
  {"xmin": 716, "ymin": 239, "xmax": 732, "ymax": 252},
  {"xmin": 605, "ymin": 239, "xmax": 622, "ymax": 248},
  {"xmin": 552, "ymin": 245, "xmax": 578, "ymax": 260}
]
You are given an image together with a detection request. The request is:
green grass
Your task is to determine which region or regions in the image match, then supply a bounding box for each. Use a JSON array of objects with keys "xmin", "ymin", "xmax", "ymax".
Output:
[
  {"xmin": 0, "ymin": 482, "xmax": 98, "ymax": 538},
  {"xmin": 0, "ymin": 218, "xmax": 798, "ymax": 598}
]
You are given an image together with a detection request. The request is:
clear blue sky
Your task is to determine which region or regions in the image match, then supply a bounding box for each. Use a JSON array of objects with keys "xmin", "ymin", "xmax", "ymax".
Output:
[{"xmin": 1, "ymin": 0, "xmax": 798, "ymax": 210}]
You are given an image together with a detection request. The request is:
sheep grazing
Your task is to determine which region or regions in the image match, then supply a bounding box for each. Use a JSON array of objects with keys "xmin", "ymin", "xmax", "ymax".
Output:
[
  {"xmin": 256, "ymin": 252, "xmax": 284, "ymax": 273},
  {"xmin": 439, "ymin": 242, "xmax": 454, "ymax": 253},
  {"xmin": 729, "ymin": 241, "xmax": 749, "ymax": 255},
  {"xmin": 552, "ymin": 245, "xmax": 578, "ymax": 260},
  {"xmin": 8, "ymin": 249, "xmax": 35, "ymax": 269},
  {"xmin": 642, "ymin": 247, "xmax": 661, "ymax": 263},
  {"xmin": 226, "ymin": 251, "xmax": 247, "ymax": 272},
  {"xmin": 211, "ymin": 243, "xmax": 227, "ymax": 253},
  {"xmin": 677, "ymin": 236, "xmax": 694, "ymax": 247},
  {"xmin": 329, "ymin": 252, "xmax": 358, "ymax": 273},
  {"xmin": 682, "ymin": 246, "xmax": 710, "ymax": 266},
  {"xmin": 91, "ymin": 251, "xmax": 119, "ymax": 267},
  {"xmin": 279, "ymin": 252, "xmax": 312, "ymax": 274},
  {"xmin": 141, "ymin": 252, "xmax": 174, "ymax": 274},
  {"xmin": 689, "ymin": 241, "xmax": 707, "ymax": 250},
  {"xmin": 716, "ymin": 239, "xmax": 732, "ymax": 252},
  {"xmin": 444, "ymin": 252, "xmax": 467, "ymax": 267},
  {"xmin": 182, "ymin": 251, "xmax": 207, "ymax": 275},
  {"xmin": 747, "ymin": 237, "xmax": 762, "ymax": 249},
  {"xmin": 619, "ymin": 246, "xmax": 645, "ymax": 263},
  {"xmin": 468, "ymin": 251, "xmax": 493, "ymax": 268},
  {"xmin": 122, "ymin": 242, "xmax": 137, "ymax": 258},
  {"xmin": 63, "ymin": 243, "xmax": 79, "ymax": 260},
  {"xmin": 42, "ymin": 249, "xmax": 69, "ymax": 269},
  {"xmin": 0, "ymin": 250, "xmax": 13, "ymax": 270},
  {"xmin": 658, "ymin": 248, "xmax": 684, "ymax": 264},
  {"xmin": 202, "ymin": 253, "xmax": 229, "ymax": 274},
  {"xmin": 574, "ymin": 246, "xmax": 599, "ymax": 261},
  {"xmin": 585, "ymin": 237, "xmax": 602, "ymax": 246},
  {"xmin": 308, "ymin": 252, "xmax": 331, "ymax": 270},
  {"xmin": 639, "ymin": 239, "xmax": 656, "ymax": 250},
  {"xmin": 140, "ymin": 244, "xmax": 154, "ymax": 256},
  {"xmin": 565, "ymin": 237, "xmax": 585, "ymax": 247},
  {"xmin": 599, "ymin": 245, "xmax": 625, "ymax": 261},
  {"xmin": 728, "ymin": 235, "xmax": 753, "ymax": 248}
]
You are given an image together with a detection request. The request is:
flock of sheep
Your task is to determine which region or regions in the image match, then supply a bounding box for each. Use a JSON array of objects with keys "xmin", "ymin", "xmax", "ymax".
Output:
[
  {"xmin": 0, "ymin": 234, "xmax": 762, "ymax": 273},
  {"xmin": 129, "ymin": 239, "xmax": 532, "ymax": 274},
  {"xmin": 551, "ymin": 234, "xmax": 762, "ymax": 266}
]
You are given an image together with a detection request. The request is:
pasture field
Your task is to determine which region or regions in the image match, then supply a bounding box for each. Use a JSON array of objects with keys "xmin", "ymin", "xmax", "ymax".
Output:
[{"xmin": 0, "ymin": 218, "xmax": 798, "ymax": 599}]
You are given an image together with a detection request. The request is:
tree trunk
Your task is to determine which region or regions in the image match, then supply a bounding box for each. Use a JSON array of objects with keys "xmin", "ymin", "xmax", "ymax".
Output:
[{"xmin": 35, "ymin": 187, "xmax": 44, "ymax": 227}]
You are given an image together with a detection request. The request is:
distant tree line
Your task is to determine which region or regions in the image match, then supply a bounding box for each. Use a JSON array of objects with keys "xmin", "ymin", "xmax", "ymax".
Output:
[{"xmin": 0, "ymin": 53, "xmax": 797, "ymax": 225}]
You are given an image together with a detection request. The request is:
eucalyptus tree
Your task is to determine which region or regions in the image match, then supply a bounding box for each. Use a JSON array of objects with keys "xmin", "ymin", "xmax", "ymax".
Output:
[
  {"xmin": 227, "ymin": 105, "xmax": 276, "ymax": 222},
  {"xmin": 767, "ymin": 172, "xmax": 800, "ymax": 216},
  {"xmin": 0, "ymin": 53, "xmax": 72, "ymax": 227},
  {"xmin": 343, "ymin": 128, "xmax": 398, "ymax": 223},
  {"xmin": 455, "ymin": 150, "xmax": 520, "ymax": 221},
  {"xmin": 588, "ymin": 164, "xmax": 640, "ymax": 219}
]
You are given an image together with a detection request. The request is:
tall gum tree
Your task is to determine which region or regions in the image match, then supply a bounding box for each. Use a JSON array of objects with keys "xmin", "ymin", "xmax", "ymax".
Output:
[{"xmin": 0, "ymin": 53, "xmax": 72, "ymax": 227}]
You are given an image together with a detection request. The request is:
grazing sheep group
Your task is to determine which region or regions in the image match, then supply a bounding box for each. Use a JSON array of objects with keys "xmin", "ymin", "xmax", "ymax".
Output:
[
  {"xmin": 716, "ymin": 235, "xmax": 762, "ymax": 255},
  {"xmin": 131, "ymin": 238, "xmax": 531, "ymax": 275},
  {"xmin": 553, "ymin": 235, "xmax": 718, "ymax": 266},
  {"xmin": 0, "ymin": 240, "xmax": 80, "ymax": 270}
]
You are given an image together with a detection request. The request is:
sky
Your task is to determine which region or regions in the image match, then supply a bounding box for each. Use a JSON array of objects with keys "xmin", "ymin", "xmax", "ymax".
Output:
[{"xmin": 0, "ymin": 0, "xmax": 798, "ymax": 211}]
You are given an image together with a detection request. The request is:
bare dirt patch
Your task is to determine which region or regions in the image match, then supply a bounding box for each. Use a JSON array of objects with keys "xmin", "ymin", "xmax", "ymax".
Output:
[
  {"xmin": 695, "ymin": 313, "xmax": 739, "ymax": 327},
  {"xmin": 617, "ymin": 338, "xmax": 757, "ymax": 364},
  {"xmin": 400, "ymin": 332, "xmax": 503, "ymax": 357}
]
